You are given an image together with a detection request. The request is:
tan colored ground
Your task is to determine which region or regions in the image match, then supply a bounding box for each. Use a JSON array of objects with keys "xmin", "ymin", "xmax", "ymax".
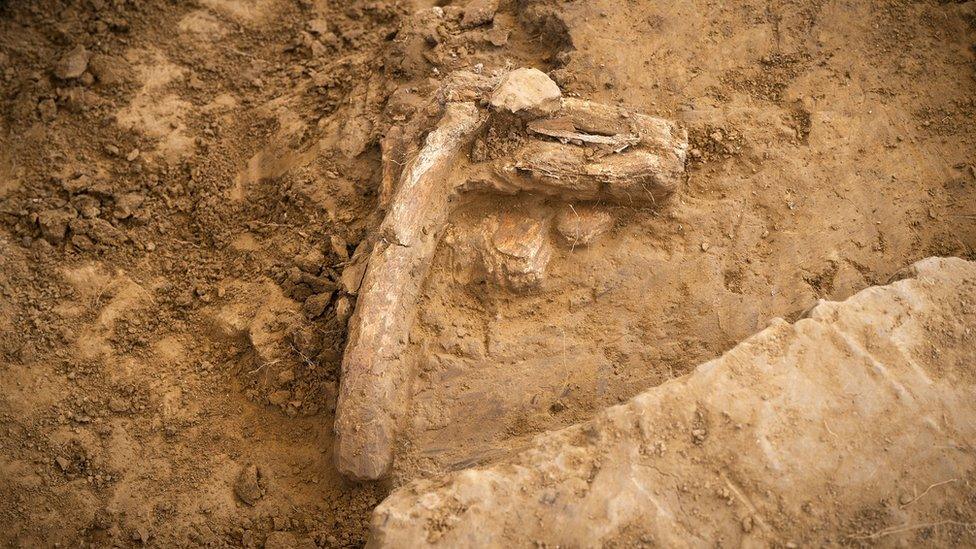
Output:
[{"xmin": 0, "ymin": 0, "xmax": 974, "ymax": 547}]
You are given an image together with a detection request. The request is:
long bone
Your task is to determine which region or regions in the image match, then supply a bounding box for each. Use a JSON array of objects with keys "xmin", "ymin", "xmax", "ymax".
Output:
[
  {"xmin": 334, "ymin": 102, "xmax": 487, "ymax": 480},
  {"xmin": 334, "ymin": 70, "xmax": 688, "ymax": 481},
  {"xmin": 464, "ymin": 97, "xmax": 688, "ymax": 204}
]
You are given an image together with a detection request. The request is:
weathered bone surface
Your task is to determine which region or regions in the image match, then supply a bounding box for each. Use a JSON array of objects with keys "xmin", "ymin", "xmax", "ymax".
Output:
[
  {"xmin": 334, "ymin": 102, "xmax": 486, "ymax": 480},
  {"xmin": 445, "ymin": 209, "xmax": 554, "ymax": 291},
  {"xmin": 465, "ymin": 97, "xmax": 687, "ymax": 204},
  {"xmin": 367, "ymin": 257, "xmax": 976, "ymax": 546},
  {"xmin": 334, "ymin": 68, "xmax": 688, "ymax": 480},
  {"xmin": 480, "ymin": 211, "xmax": 552, "ymax": 291}
]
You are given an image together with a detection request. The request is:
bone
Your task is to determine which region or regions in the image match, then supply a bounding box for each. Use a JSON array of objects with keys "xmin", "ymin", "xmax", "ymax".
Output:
[
  {"xmin": 446, "ymin": 208, "xmax": 555, "ymax": 292},
  {"xmin": 377, "ymin": 125, "xmax": 407, "ymax": 212},
  {"xmin": 527, "ymin": 117, "xmax": 640, "ymax": 149},
  {"xmin": 334, "ymin": 69, "xmax": 687, "ymax": 481},
  {"xmin": 479, "ymin": 211, "xmax": 553, "ymax": 291},
  {"xmin": 334, "ymin": 102, "xmax": 486, "ymax": 480},
  {"xmin": 467, "ymin": 97, "xmax": 688, "ymax": 204},
  {"xmin": 489, "ymin": 67, "xmax": 562, "ymax": 117}
]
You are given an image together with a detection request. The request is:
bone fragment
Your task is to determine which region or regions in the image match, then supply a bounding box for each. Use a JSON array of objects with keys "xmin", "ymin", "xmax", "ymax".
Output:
[
  {"xmin": 489, "ymin": 67, "xmax": 562, "ymax": 116},
  {"xmin": 482, "ymin": 211, "xmax": 553, "ymax": 291},
  {"xmin": 447, "ymin": 210, "xmax": 554, "ymax": 291}
]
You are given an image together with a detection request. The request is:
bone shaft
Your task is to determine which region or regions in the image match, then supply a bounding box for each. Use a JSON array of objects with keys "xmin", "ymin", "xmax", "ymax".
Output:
[{"xmin": 334, "ymin": 103, "xmax": 483, "ymax": 481}]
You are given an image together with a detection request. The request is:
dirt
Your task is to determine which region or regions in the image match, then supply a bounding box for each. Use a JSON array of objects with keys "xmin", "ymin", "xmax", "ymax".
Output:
[{"xmin": 0, "ymin": 0, "xmax": 974, "ymax": 547}]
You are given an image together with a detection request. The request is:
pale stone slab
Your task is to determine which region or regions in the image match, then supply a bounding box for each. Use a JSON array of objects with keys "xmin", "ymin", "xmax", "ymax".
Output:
[{"xmin": 369, "ymin": 257, "xmax": 976, "ymax": 547}]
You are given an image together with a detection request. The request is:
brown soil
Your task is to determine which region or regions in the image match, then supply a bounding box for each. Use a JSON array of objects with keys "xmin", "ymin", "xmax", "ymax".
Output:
[{"xmin": 1, "ymin": 0, "xmax": 974, "ymax": 547}]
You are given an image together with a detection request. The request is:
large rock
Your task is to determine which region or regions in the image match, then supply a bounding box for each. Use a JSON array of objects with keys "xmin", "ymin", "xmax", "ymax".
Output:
[{"xmin": 369, "ymin": 257, "xmax": 976, "ymax": 547}]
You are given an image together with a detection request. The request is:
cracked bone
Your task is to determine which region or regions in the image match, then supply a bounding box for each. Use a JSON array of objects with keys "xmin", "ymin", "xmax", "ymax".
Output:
[
  {"xmin": 480, "ymin": 211, "xmax": 553, "ymax": 291},
  {"xmin": 334, "ymin": 69, "xmax": 687, "ymax": 481},
  {"xmin": 465, "ymin": 97, "xmax": 688, "ymax": 204}
]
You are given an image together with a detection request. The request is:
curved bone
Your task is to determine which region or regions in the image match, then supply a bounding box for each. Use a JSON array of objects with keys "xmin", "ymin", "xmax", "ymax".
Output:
[{"xmin": 334, "ymin": 102, "xmax": 486, "ymax": 480}]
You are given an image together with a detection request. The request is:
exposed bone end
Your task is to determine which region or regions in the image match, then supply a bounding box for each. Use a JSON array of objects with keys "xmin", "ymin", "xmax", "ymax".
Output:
[
  {"xmin": 333, "ymin": 293, "xmax": 402, "ymax": 481},
  {"xmin": 335, "ymin": 414, "xmax": 393, "ymax": 481},
  {"xmin": 334, "ymin": 425, "xmax": 392, "ymax": 481},
  {"xmin": 489, "ymin": 67, "xmax": 562, "ymax": 117},
  {"xmin": 554, "ymin": 204, "xmax": 614, "ymax": 247}
]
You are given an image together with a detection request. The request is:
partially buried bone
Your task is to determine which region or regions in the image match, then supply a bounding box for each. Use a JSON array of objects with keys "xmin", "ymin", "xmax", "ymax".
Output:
[
  {"xmin": 464, "ymin": 97, "xmax": 688, "ymax": 205},
  {"xmin": 445, "ymin": 208, "xmax": 554, "ymax": 292},
  {"xmin": 334, "ymin": 67, "xmax": 687, "ymax": 481},
  {"xmin": 334, "ymin": 102, "xmax": 487, "ymax": 480}
]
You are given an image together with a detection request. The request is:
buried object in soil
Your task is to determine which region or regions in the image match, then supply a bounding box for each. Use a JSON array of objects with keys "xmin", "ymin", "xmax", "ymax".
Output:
[{"xmin": 333, "ymin": 67, "xmax": 688, "ymax": 481}]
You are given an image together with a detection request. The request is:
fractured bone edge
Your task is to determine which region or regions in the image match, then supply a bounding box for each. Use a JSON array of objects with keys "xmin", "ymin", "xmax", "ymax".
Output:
[{"xmin": 334, "ymin": 69, "xmax": 688, "ymax": 481}]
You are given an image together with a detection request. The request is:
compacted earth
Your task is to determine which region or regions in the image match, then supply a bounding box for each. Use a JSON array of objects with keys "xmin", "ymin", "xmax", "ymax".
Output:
[{"xmin": 1, "ymin": 0, "xmax": 975, "ymax": 546}]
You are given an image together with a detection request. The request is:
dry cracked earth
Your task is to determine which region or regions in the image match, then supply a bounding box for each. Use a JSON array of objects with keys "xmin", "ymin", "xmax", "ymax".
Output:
[{"xmin": 1, "ymin": 0, "xmax": 976, "ymax": 547}]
